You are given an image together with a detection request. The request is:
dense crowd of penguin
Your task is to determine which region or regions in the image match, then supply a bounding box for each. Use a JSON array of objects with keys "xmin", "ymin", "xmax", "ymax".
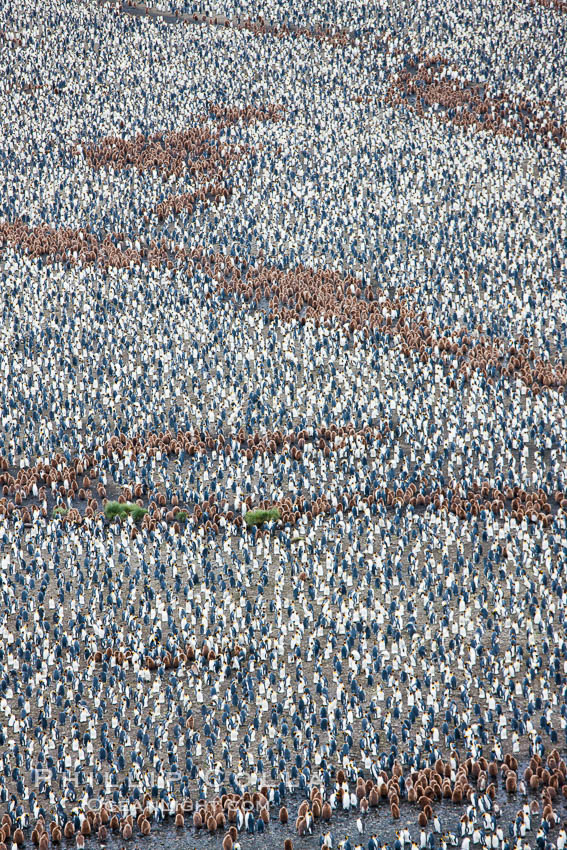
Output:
[{"xmin": 0, "ymin": 0, "xmax": 566, "ymax": 847}]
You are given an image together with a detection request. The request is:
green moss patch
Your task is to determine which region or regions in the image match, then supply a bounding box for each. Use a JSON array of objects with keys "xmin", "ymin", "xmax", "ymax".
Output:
[
  {"xmin": 104, "ymin": 501, "xmax": 148, "ymax": 523},
  {"xmin": 244, "ymin": 507, "xmax": 281, "ymax": 527}
]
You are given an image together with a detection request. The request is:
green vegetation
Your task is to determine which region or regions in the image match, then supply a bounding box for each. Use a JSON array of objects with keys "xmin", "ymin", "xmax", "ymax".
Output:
[
  {"xmin": 244, "ymin": 507, "xmax": 281, "ymax": 527},
  {"xmin": 174, "ymin": 510, "xmax": 189, "ymax": 523},
  {"xmin": 52, "ymin": 506, "xmax": 68, "ymax": 518},
  {"xmin": 104, "ymin": 501, "xmax": 148, "ymax": 523}
]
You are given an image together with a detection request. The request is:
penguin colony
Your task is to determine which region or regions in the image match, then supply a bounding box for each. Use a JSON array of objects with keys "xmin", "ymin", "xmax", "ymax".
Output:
[{"xmin": 0, "ymin": 0, "xmax": 567, "ymax": 848}]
